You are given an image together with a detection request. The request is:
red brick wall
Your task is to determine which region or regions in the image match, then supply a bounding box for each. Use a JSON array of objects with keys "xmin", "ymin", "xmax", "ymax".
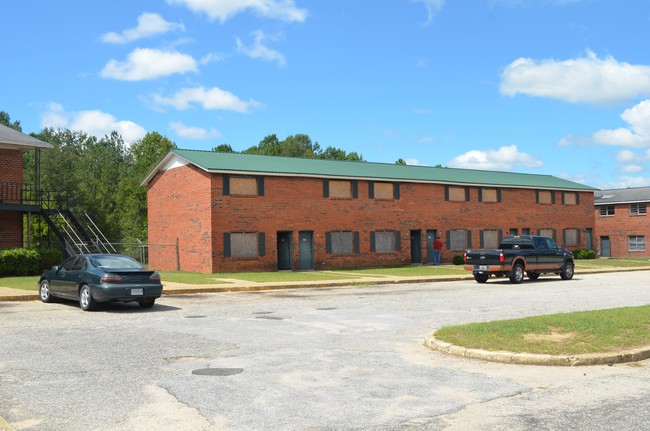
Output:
[
  {"xmin": 148, "ymin": 167, "xmax": 595, "ymax": 273},
  {"xmin": 147, "ymin": 164, "xmax": 214, "ymax": 272},
  {"xmin": 595, "ymin": 205, "xmax": 650, "ymax": 258},
  {"xmin": 0, "ymin": 149, "xmax": 24, "ymax": 204},
  {"xmin": 0, "ymin": 211, "xmax": 23, "ymax": 248}
]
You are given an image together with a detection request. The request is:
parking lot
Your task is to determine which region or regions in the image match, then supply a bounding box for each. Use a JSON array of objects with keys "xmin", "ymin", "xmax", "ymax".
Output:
[{"xmin": 2, "ymin": 271, "xmax": 650, "ymax": 430}]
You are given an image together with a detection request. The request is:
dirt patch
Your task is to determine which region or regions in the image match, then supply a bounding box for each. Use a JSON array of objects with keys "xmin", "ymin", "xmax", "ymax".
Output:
[{"xmin": 523, "ymin": 331, "xmax": 576, "ymax": 343}]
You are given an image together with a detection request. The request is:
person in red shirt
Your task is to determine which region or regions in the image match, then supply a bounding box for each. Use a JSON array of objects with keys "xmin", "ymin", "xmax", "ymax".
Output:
[{"xmin": 433, "ymin": 236, "xmax": 443, "ymax": 265}]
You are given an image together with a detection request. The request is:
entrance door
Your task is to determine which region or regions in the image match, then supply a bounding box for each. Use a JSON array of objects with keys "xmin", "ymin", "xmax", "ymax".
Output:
[
  {"xmin": 410, "ymin": 230, "xmax": 422, "ymax": 264},
  {"xmin": 277, "ymin": 232, "xmax": 292, "ymax": 270},
  {"xmin": 299, "ymin": 231, "xmax": 314, "ymax": 270},
  {"xmin": 426, "ymin": 229, "xmax": 437, "ymax": 264},
  {"xmin": 600, "ymin": 236, "xmax": 611, "ymax": 257},
  {"xmin": 586, "ymin": 228, "xmax": 593, "ymax": 251}
]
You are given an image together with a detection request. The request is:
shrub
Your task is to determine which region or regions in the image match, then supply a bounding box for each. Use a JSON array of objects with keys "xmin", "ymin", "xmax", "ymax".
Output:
[
  {"xmin": 39, "ymin": 248, "xmax": 65, "ymax": 271},
  {"xmin": 573, "ymin": 249, "xmax": 597, "ymax": 259},
  {"xmin": 452, "ymin": 255, "xmax": 465, "ymax": 265},
  {"xmin": 0, "ymin": 248, "xmax": 41, "ymax": 276}
]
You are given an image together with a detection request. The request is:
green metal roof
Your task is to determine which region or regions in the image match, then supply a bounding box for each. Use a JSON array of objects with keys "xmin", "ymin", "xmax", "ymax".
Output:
[{"xmin": 162, "ymin": 149, "xmax": 598, "ymax": 191}]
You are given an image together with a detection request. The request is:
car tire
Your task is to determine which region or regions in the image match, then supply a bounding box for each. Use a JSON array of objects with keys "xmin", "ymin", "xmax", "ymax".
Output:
[
  {"xmin": 560, "ymin": 261, "xmax": 574, "ymax": 280},
  {"xmin": 509, "ymin": 263, "xmax": 524, "ymax": 284},
  {"xmin": 474, "ymin": 273, "xmax": 489, "ymax": 284},
  {"xmin": 39, "ymin": 280, "xmax": 54, "ymax": 303},
  {"xmin": 79, "ymin": 285, "xmax": 96, "ymax": 311},
  {"xmin": 138, "ymin": 299, "xmax": 156, "ymax": 309},
  {"xmin": 527, "ymin": 272, "xmax": 540, "ymax": 280}
]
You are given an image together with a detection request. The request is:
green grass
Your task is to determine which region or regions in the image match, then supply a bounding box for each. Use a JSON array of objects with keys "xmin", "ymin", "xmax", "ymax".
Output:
[
  {"xmin": 435, "ymin": 305, "xmax": 650, "ymax": 355},
  {"xmin": 0, "ymin": 276, "xmax": 40, "ymax": 291}
]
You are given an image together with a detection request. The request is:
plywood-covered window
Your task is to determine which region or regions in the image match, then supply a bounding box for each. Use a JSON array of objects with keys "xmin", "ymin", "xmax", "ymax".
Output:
[
  {"xmin": 538, "ymin": 228, "xmax": 556, "ymax": 240},
  {"xmin": 323, "ymin": 180, "xmax": 358, "ymax": 199},
  {"xmin": 562, "ymin": 192, "xmax": 578, "ymax": 205},
  {"xmin": 537, "ymin": 190, "xmax": 555, "ymax": 204},
  {"xmin": 368, "ymin": 181, "xmax": 400, "ymax": 200},
  {"xmin": 223, "ymin": 175, "xmax": 264, "ymax": 196},
  {"xmin": 480, "ymin": 230, "xmax": 501, "ymax": 248},
  {"xmin": 326, "ymin": 231, "xmax": 360, "ymax": 255},
  {"xmin": 370, "ymin": 230, "xmax": 401, "ymax": 253},
  {"xmin": 563, "ymin": 228, "xmax": 580, "ymax": 247},
  {"xmin": 224, "ymin": 232, "xmax": 265, "ymax": 258},
  {"xmin": 445, "ymin": 186, "xmax": 469, "ymax": 202},
  {"xmin": 447, "ymin": 229, "xmax": 471, "ymax": 250}
]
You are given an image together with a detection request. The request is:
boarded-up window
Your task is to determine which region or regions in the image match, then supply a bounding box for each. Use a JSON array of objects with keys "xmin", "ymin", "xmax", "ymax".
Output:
[
  {"xmin": 374, "ymin": 182, "xmax": 394, "ymax": 199},
  {"xmin": 375, "ymin": 231, "xmax": 396, "ymax": 253},
  {"xmin": 539, "ymin": 228, "xmax": 554, "ymax": 239},
  {"xmin": 448, "ymin": 187, "xmax": 467, "ymax": 202},
  {"xmin": 331, "ymin": 231, "xmax": 353, "ymax": 254},
  {"xmin": 564, "ymin": 229, "xmax": 579, "ymax": 246},
  {"xmin": 230, "ymin": 233, "xmax": 258, "ymax": 258},
  {"xmin": 449, "ymin": 230, "xmax": 468, "ymax": 250},
  {"xmin": 563, "ymin": 192, "xmax": 577, "ymax": 205},
  {"xmin": 482, "ymin": 230, "xmax": 500, "ymax": 248},
  {"xmin": 329, "ymin": 180, "xmax": 352, "ymax": 198},
  {"xmin": 481, "ymin": 188, "xmax": 498, "ymax": 202},
  {"xmin": 538, "ymin": 191, "xmax": 553, "ymax": 204},
  {"xmin": 230, "ymin": 177, "xmax": 258, "ymax": 195}
]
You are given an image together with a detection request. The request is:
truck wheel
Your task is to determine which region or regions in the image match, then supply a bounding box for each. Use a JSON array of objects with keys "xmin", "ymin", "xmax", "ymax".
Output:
[
  {"xmin": 474, "ymin": 273, "xmax": 489, "ymax": 283},
  {"xmin": 509, "ymin": 263, "xmax": 524, "ymax": 284},
  {"xmin": 560, "ymin": 261, "xmax": 574, "ymax": 280},
  {"xmin": 527, "ymin": 272, "xmax": 540, "ymax": 280}
]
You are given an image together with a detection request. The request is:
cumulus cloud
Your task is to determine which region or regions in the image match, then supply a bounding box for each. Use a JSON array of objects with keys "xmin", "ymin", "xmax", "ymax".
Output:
[
  {"xmin": 412, "ymin": 0, "xmax": 445, "ymax": 26},
  {"xmin": 447, "ymin": 145, "xmax": 543, "ymax": 171},
  {"xmin": 40, "ymin": 103, "xmax": 147, "ymax": 143},
  {"xmin": 592, "ymin": 100, "xmax": 650, "ymax": 147},
  {"xmin": 500, "ymin": 51, "xmax": 650, "ymax": 104},
  {"xmin": 167, "ymin": 0, "xmax": 307, "ymax": 23},
  {"xmin": 169, "ymin": 121, "xmax": 221, "ymax": 139},
  {"xmin": 236, "ymin": 30, "xmax": 286, "ymax": 67},
  {"xmin": 100, "ymin": 48, "xmax": 198, "ymax": 81},
  {"xmin": 101, "ymin": 13, "xmax": 185, "ymax": 44},
  {"xmin": 151, "ymin": 86, "xmax": 262, "ymax": 113}
]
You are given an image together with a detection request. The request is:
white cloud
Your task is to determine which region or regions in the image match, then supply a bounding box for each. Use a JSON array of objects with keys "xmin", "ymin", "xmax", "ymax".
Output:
[
  {"xmin": 200, "ymin": 52, "xmax": 226, "ymax": 65},
  {"xmin": 151, "ymin": 86, "xmax": 262, "ymax": 113},
  {"xmin": 620, "ymin": 164, "xmax": 644, "ymax": 174},
  {"xmin": 592, "ymin": 100, "xmax": 650, "ymax": 147},
  {"xmin": 500, "ymin": 51, "xmax": 650, "ymax": 104},
  {"xmin": 100, "ymin": 48, "xmax": 197, "ymax": 81},
  {"xmin": 412, "ymin": 0, "xmax": 445, "ymax": 26},
  {"xmin": 40, "ymin": 103, "xmax": 147, "ymax": 143},
  {"xmin": 405, "ymin": 158, "xmax": 421, "ymax": 165},
  {"xmin": 101, "ymin": 13, "xmax": 184, "ymax": 44},
  {"xmin": 169, "ymin": 121, "xmax": 221, "ymax": 139},
  {"xmin": 447, "ymin": 145, "xmax": 543, "ymax": 171},
  {"xmin": 236, "ymin": 30, "xmax": 286, "ymax": 67},
  {"xmin": 167, "ymin": 0, "xmax": 307, "ymax": 23}
]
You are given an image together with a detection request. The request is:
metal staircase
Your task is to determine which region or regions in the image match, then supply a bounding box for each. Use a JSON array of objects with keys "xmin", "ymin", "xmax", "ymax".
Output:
[{"xmin": 41, "ymin": 208, "xmax": 116, "ymax": 256}]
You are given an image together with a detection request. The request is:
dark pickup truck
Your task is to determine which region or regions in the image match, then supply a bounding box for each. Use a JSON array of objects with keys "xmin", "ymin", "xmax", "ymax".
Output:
[{"xmin": 463, "ymin": 235, "xmax": 574, "ymax": 284}]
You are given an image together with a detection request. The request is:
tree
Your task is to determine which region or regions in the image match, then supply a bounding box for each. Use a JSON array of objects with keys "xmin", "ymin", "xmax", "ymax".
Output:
[
  {"xmin": 213, "ymin": 144, "xmax": 235, "ymax": 153},
  {"xmin": 243, "ymin": 133, "xmax": 364, "ymax": 161},
  {"xmin": 0, "ymin": 111, "xmax": 21, "ymax": 131},
  {"xmin": 395, "ymin": 159, "xmax": 407, "ymax": 165}
]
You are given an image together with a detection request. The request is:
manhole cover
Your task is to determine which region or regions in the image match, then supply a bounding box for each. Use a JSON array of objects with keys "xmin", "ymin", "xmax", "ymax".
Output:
[
  {"xmin": 185, "ymin": 315, "xmax": 207, "ymax": 319},
  {"xmin": 192, "ymin": 367, "xmax": 243, "ymax": 376}
]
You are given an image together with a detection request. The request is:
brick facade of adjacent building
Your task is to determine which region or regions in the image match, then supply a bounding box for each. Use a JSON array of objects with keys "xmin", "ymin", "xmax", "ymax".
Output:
[
  {"xmin": 0, "ymin": 148, "xmax": 25, "ymax": 248},
  {"xmin": 147, "ymin": 161, "xmax": 596, "ymax": 273}
]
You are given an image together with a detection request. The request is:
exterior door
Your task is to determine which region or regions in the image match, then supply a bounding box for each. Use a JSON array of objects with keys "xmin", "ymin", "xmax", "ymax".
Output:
[
  {"xmin": 426, "ymin": 230, "xmax": 437, "ymax": 264},
  {"xmin": 277, "ymin": 232, "xmax": 292, "ymax": 270},
  {"xmin": 299, "ymin": 231, "xmax": 314, "ymax": 270},
  {"xmin": 600, "ymin": 236, "xmax": 611, "ymax": 257},
  {"xmin": 410, "ymin": 230, "xmax": 422, "ymax": 264}
]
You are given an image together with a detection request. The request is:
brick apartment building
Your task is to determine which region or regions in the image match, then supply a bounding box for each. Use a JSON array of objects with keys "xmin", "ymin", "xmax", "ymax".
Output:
[
  {"xmin": 143, "ymin": 149, "xmax": 598, "ymax": 273},
  {"xmin": 0, "ymin": 125, "xmax": 52, "ymax": 249},
  {"xmin": 595, "ymin": 187, "xmax": 650, "ymax": 258}
]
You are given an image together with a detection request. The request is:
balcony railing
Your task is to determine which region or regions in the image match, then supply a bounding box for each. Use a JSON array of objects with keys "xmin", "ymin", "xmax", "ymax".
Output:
[{"xmin": 0, "ymin": 182, "xmax": 42, "ymax": 205}]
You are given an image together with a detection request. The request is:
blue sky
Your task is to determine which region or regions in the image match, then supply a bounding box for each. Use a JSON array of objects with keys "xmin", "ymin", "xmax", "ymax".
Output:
[{"xmin": 3, "ymin": 0, "xmax": 650, "ymax": 189}]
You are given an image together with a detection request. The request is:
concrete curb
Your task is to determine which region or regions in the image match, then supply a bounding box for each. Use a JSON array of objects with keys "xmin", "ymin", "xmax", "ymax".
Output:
[{"xmin": 424, "ymin": 333, "xmax": 650, "ymax": 366}]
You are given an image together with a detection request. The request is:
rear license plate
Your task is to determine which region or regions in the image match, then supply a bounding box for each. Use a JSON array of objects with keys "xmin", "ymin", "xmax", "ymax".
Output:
[
  {"xmin": 477, "ymin": 265, "xmax": 488, "ymax": 271},
  {"xmin": 131, "ymin": 288, "xmax": 144, "ymax": 296}
]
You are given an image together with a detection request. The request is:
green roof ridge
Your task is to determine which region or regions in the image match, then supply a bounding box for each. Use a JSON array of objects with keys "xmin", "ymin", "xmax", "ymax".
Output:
[{"xmin": 171, "ymin": 148, "xmax": 598, "ymax": 191}]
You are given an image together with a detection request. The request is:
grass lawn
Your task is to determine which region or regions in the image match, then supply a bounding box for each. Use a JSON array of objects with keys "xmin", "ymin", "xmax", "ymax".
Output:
[{"xmin": 434, "ymin": 305, "xmax": 650, "ymax": 355}]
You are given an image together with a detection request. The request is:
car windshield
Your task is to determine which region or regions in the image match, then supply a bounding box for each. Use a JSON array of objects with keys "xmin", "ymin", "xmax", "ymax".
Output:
[{"xmin": 90, "ymin": 256, "xmax": 143, "ymax": 270}]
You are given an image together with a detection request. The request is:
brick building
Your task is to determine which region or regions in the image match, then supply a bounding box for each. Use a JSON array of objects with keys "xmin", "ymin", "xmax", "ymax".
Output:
[
  {"xmin": 0, "ymin": 125, "xmax": 52, "ymax": 249},
  {"xmin": 594, "ymin": 187, "xmax": 650, "ymax": 258},
  {"xmin": 143, "ymin": 149, "xmax": 598, "ymax": 273}
]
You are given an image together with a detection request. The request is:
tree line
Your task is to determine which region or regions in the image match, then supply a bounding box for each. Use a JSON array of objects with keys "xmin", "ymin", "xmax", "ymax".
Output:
[{"xmin": 1, "ymin": 111, "xmax": 366, "ymax": 246}]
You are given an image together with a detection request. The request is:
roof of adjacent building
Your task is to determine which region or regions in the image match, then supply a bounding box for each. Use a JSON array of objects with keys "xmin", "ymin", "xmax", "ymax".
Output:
[
  {"xmin": 0, "ymin": 124, "xmax": 52, "ymax": 150},
  {"xmin": 595, "ymin": 187, "xmax": 650, "ymax": 205},
  {"xmin": 143, "ymin": 148, "xmax": 599, "ymax": 191}
]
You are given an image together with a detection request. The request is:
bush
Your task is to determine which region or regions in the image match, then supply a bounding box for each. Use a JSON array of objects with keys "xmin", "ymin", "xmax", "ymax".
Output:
[
  {"xmin": 0, "ymin": 248, "xmax": 41, "ymax": 276},
  {"xmin": 452, "ymin": 255, "xmax": 465, "ymax": 265},
  {"xmin": 38, "ymin": 248, "xmax": 65, "ymax": 271},
  {"xmin": 573, "ymin": 249, "xmax": 597, "ymax": 259}
]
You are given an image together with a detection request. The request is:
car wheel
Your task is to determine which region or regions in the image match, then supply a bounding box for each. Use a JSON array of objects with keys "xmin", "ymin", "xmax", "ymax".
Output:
[
  {"xmin": 509, "ymin": 263, "xmax": 524, "ymax": 284},
  {"xmin": 138, "ymin": 299, "xmax": 156, "ymax": 309},
  {"xmin": 527, "ymin": 272, "xmax": 540, "ymax": 280},
  {"xmin": 560, "ymin": 261, "xmax": 574, "ymax": 280},
  {"xmin": 39, "ymin": 280, "xmax": 53, "ymax": 303},
  {"xmin": 79, "ymin": 285, "xmax": 96, "ymax": 311},
  {"xmin": 474, "ymin": 273, "xmax": 489, "ymax": 284}
]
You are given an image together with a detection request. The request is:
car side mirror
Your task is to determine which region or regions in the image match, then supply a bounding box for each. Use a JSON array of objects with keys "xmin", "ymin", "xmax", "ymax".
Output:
[{"xmin": 52, "ymin": 265, "xmax": 59, "ymax": 271}]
